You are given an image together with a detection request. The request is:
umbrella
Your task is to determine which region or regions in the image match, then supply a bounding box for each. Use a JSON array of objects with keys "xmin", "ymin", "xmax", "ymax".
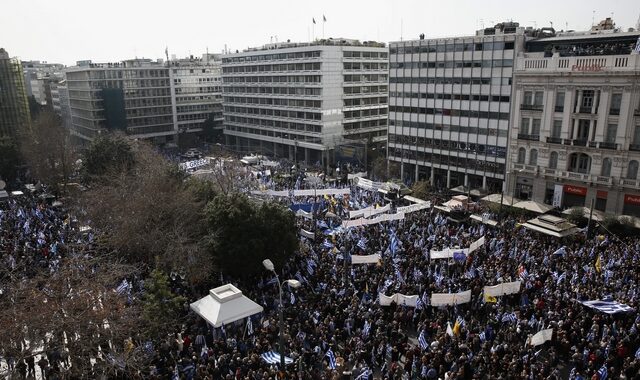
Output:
[
  {"xmin": 480, "ymin": 193, "xmax": 516, "ymax": 206},
  {"xmin": 512, "ymin": 200, "xmax": 553, "ymax": 214}
]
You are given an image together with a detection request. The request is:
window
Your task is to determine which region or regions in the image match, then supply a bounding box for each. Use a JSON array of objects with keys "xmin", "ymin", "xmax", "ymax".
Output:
[
  {"xmin": 605, "ymin": 124, "xmax": 617, "ymax": 143},
  {"xmin": 520, "ymin": 118, "xmax": 530, "ymax": 135},
  {"xmin": 529, "ymin": 149, "xmax": 538, "ymax": 165},
  {"xmin": 552, "ymin": 120, "xmax": 562, "ymax": 138},
  {"xmin": 568, "ymin": 153, "xmax": 591, "ymax": 174},
  {"xmin": 610, "ymin": 93, "xmax": 622, "ymax": 115},
  {"xmin": 555, "ymin": 92, "xmax": 565, "ymax": 112},
  {"xmin": 517, "ymin": 148, "xmax": 526, "ymax": 164},
  {"xmin": 549, "ymin": 151, "xmax": 558, "ymax": 169},
  {"xmin": 523, "ymin": 91, "xmax": 533, "ymax": 105},
  {"xmin": 534, "ymin": 91, "xmax": 544, "ymax": 106},
  {"xmin": 628, "ymin": 160, "xmax": 639, "ymax": 179},
  {"xmin": 634, "ymin": 125, "xmax": 640, "ymax": 145},
  {"xmin": 576, "ymin": 119, "xmax": 590, "ymax": 140},
  {"xmin": 601, "ymin": 158, "xmax": 612, "ymax": 177},
  {"xmin": 531, "ymin": 119, "xmax": 541, "ymax": 136},
  {"xmin": 582, "ymin": 90, "xmax": 594, "ymax": 108}
]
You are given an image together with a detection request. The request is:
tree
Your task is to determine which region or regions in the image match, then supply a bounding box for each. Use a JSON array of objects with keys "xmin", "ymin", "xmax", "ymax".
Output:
[
  {"xmin": 411, "ymin": 180, "xmax": 430, "ymax": 200},
  {"xmin": 204, "ymin": 194, "xmax": 298, "ymax": 277},
  {"xmin": 81, "ymin": 133, "xmax": 135, "ymax": 182},
  {"xmin": 0, "ymin": 136, "xmax": 21, "ymax": 184},
  {"xmin": 371, "ymin": 156, "xmax": 400, "ymax": 182},
  {"xmin": 140, "ymin": 269, "xmax": 187, "ymax": 341},
  {"xmin": 20, "ymin": 112, "xmax": 75, "ymax": 191}
]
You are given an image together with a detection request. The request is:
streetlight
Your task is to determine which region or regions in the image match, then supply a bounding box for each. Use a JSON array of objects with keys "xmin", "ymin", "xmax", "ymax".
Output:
[
  {"xmin": 500, "ymin": 168, "xmax": 524, "ymax": 220},
  {"xmin": 262, "ymin": 259, "xmax": 301, "ymax": 371}
]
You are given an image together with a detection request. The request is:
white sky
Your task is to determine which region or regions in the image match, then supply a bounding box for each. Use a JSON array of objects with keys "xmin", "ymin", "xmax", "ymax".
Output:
[{"xmin": 1, "ymin": 0, "xmax": 638, "ymax": 66}]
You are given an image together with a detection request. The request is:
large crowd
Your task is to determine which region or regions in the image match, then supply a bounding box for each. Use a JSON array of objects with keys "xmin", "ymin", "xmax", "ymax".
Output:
[{"xmin": 2, "ymin": 170, "xmax": 640, "ymax": 379}]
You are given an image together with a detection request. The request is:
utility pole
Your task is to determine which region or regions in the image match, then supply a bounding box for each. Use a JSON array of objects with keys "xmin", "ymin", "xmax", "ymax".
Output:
[{"xmin": 586, "ymin": 197, "xmax": 595, "ymax": 238}]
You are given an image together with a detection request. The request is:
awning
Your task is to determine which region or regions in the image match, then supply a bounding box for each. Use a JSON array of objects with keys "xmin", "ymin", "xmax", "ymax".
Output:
[
  {"xmin": 520, "ymin": 214, "xmax": 578, "ymax": 238},
  {"xmin": 470, "ymin": 214, "xmax": 498, "ymax": 226},
  {"xmin": 512, "ymin": 200, "xmax": 553, "ymax": 214},
  {"xmin": 562, "ymin": 207, "xmax": 606, "ymax": 222},
  {"xmin": 190, "ymin": 284, "xmax": 263, "ymax": 328},
  {"xmin": 402, "ymin": 195, "xmax": 428, "ymax": 204},
  {"xmin": 481, "ymin": 193, "xmax": 517, "ymax": 206}
]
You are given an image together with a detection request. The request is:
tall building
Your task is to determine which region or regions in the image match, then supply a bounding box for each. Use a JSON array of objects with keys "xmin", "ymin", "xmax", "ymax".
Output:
[
  {"xmin": 65, "ymin": 54, "xmax": 224, "ymax": 146},
  {"xmin": 169, "ymin": 54, "xmax": 224, "ymax": 146},
  {"xmin": 50, "ymin": 79, "xmax": 72, "ymax": 129},
  {"xmin": 22, "ymin": 60, "xmax": 65, "ymax": 109},
  {"xmin": 221, "ymin": 39, "xmax": 388, "ymax": 167},
  {"xmin": 0, "ymin": 48, "xmax": 30, "ymax": 139},
  {"xmin": 387, "ymin": 22, "xmax": 529, "ymax": 192},
  {"xmin": 507, "ymin": 25, "xmax": 640, "ymax": 216}
]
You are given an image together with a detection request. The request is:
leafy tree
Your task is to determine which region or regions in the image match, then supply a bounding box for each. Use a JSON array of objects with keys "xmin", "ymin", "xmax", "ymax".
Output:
[
  {"xmin": 411, "ymin": 180, "xmax": 430, "ymax": 200},
  {"xmin": 205, "ymin": 194, "xmax": 298, "ymax": 277},
  {"xmin": 81, "ymin": 133, "xmax": 135, "ymax": 182},
  {"xmin": 141, "ymin": 269, "xmax": 187, "ymax": 340},
  {"xmin": 0, "ymin": 136, "xmax": 21, "ymax": 183}
]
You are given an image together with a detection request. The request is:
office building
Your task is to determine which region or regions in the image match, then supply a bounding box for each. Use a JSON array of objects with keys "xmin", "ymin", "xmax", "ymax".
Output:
[
  {"xmin": 387, "ymin": 22, "xmax": 530, "ymax": 192},
  {"xmin": 0, "ymin": 48, "xmax": 31, "ymax": 139},
  {"xmin": 22, "ymin": 60, "xmax": 65, "ymax": 109},
  {"xmin": 221, "ymin": 39, "xmax": 388, "ymax": 167},
  {"xmin": 507, "ymin": 23, "xmax": 640, "ymax": 216}
]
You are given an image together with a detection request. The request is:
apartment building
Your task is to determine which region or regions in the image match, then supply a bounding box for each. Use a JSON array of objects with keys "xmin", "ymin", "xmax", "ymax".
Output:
[
  {"xmin": 22, "ymin": 60, "xmax": 64, "ymax": 108},
  {"xmin": 387, "ymin": 22, "xmax": 528, "ymax": 192},
  {"xmin": 507, "ymin": 27, "xmax": 640, "ymax": 216},
  {"xmin": 0, "ymin": 48, "xmax": 30, "ymax": 139},
  {"xmin": 221, "ymin": 39, "xmax": 388, "ymax": 167}
]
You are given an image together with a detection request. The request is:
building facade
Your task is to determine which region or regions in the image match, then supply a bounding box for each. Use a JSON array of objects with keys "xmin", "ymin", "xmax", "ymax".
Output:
[
  {"xmin": 221, "ymin": 39, "xmax": 388, "ymax": 167},
  {"xmin": 507, "ymin": 30, "xmax": 640, "ymax": 216},
  {"xmin": 22, "ymin": 60, "xmax": 65, "ymax": 109},
  {"xmin": 387, "ymin": 23, "xmax": 527, "ymax": 192},
  {"xmin": 0, "ymin": 48, "xmax": 30, "ymax": 139}
]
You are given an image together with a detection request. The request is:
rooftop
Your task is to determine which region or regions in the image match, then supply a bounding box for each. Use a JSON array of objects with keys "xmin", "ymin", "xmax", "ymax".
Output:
[{"xmin": 230, "ymin": 38, "xmax": 385, "ymax": 54}]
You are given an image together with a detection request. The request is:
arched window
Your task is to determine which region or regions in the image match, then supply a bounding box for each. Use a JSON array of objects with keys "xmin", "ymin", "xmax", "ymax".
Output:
[
  {"xmin": 549, "ymin": 151, "xmax": 558, "ymax": 169},
  {"xmin": 517, "ymin": 147, "xmax": 526, "ymax": 164},
  {"xmin": 601, "ymin": 158, "xmax": 612, "ymax": 177},
  {"xmin": 529, "ymin": 149, "xmax": 538, "ymax": 165},
  {"xmin": 568, "ymin": 153, "xmax": 591, "ymax": 174},
  {"xmin": 628, "ymin": 160, "xmax": 639, "ymax": 179}
]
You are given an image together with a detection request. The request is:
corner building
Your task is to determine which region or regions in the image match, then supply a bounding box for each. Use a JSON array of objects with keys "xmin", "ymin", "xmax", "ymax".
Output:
[{"xmin": 388, "ymin": 23, "xmax": 527, "ymax": 192}]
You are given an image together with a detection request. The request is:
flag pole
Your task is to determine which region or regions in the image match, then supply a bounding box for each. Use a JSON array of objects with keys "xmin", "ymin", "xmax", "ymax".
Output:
[{"xmin": 322, "ymin": 16, "xmax": 325, "ymax": 39}]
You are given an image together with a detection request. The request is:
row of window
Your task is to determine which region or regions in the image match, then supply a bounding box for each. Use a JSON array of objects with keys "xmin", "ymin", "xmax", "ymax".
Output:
[
  {"xmin": 389, "ymin": 105, "xmax": 510, "ymax": 120},
  {"xmin": 225, "ymin": 124, "xmax": 323, "ymax": 144},
  {"xmin": 390, "ymin": 119, "xmax": 509, "ymax": 138},
  {"xmin": 344, "ymin": 74, "xmax": 388, "ymax": 82},
  {"xmin": 225, "ymin": 115, "xmax": 322, "ymax": 133},
  {"xmin": 222, "ymin": 86, "xmax": 322, "ymax": 96},
  {"xmin": 391, "ymin": 91, "xmax": 510, "ymax": 103},
  {"xmin": 343, "ymin": 108, "xmax": 388, "ymax": 120},
  {"xmin": 343, "ymin": 51, "xmax": 388, "ymax": 59},
  {"xmin": 344, "ymin": 97, "xmax": 388, "ymax": 107},
  {"xmin": 222, "ymin": 62, "xmax": 321, "ymax": 74},
  {"xmin": 390, "ymin": 59, "xmax": 513, "ymax": 69},
  {"xmin": 223, "ymin": 96, "xmax": 322, "ymax": 109},
  {"xmin": 223, "ymin": 105, "xmax": 322, "ymax": 121},
  {"xmin": 177, "ymin": 104, "xmax": 217, "ymax": 113},
  {"xmin": 222, "ymin": 51, "xmax": 321, "ymax": 64},
  {"xmin": 388, "ymin": 147, "xmax": 506, "ymax": 174},
  {"xmin": 343, "ymin": 62, "xmax": 388, "ymax": 70},
  {"xmin": 390, "ymin": 41, "xmax": 515, "ymax": 55},
  {"xmin": 389, "ymin": 133, "xmax": 507, "ymax": 158},
  {"xmin": 177, "ymin": 113, "xmax": 211, "ymax": 122},
  {"xmin": 344, "ymin": 85, "xmax": 388, "ymax": 95},
  {"xmin": 223, "ymin": 75, "xmax": 322, "ymax": 84},
  {"xmin": 343, "ymin": 119, "xmax": 387, "ymax": 131},
  {"xmin": 390, "ymin": 77, "xmax": 510, "ymax": 85}
]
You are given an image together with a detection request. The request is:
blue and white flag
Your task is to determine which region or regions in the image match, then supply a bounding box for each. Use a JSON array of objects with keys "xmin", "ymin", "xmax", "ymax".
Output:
[
  {"xmin": 418, "ymin": 330, "xmax": 428, "ymax": 350},
  {"xmin": 290, "ymin": 292, "xmax": 296, "ymax": 305},
  {"xmin": 325, "ymin": 348, "xmax": 337, "ymax": 369},
  {"xmin": 635, "ymin": 346, "xmax": 640, "ymax": 359},
  {"xmin": 501, "ymin": 312, "xmax": 517, "ymax": 323},
  {"xmin": 261, "ymin": 351, "xmax": 294, "ymax": 365},
  {"xmin": 552, "ymin": 246, "xmax": 566, "ymax": 256},
  {"xmin": 597, "ymin": 365, "xmax": 607, "ymax": 380},
  {"xmin": 556, "ymin": 272, "xmax": 566, "ymax": 285},
  {"xmin": 355, "ymin": 367, "xmax": 372, "ymax": 380},
  {"xmin": 362, "ymin": 320, "xmax": 371, "ymax": 338},
  {"xmin": 323, "ymin": 240, "xmax": 334, "ymax": 249},
  {"xmin": 357, "ymin": 237, "xmax": 368, "ymax": 251},
  {"xmin": 453, "ymin": 250, "xmax": 466, "ymax": 262},
  {"xmin": 247, "ymin": 317, "xmax": 254, "ymax": 335},
  {"xmin": 389, "ymin": 230, "xmax": 400, "ymax": 255},
  {"xmin": 635, "ymin": 36, "xmax": 640, "ymax": 53},
  {"xmin": 116, "ymin": 279, "xmax": 130, "ymax": 295},
  {"xmin": 579, "ymin": 299, "xmax": 635, "ymax": 314}
]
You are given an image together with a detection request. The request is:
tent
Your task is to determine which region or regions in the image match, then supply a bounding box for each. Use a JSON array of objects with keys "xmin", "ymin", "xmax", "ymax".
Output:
[
  {"xmin": 469, "ymin": 214, "xmax": 498, "ymax": 226},
  {"xmin": 520, "ymin": 214, "xmax": 578, "ymax": 238},
  {"xmin": 512, "ymin": 200, "xmax": 553, "ymax": 214},
  {"xmin": 190, "ymin": 284, "xmax": 263, "ymax": 328},
  {"xmin": 480, "ymin": 193, "xmax": 517, "ymax": 206}
]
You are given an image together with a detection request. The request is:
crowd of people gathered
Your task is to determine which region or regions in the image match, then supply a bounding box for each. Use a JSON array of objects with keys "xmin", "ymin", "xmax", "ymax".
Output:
[{"xmin": 2, "ymin": 166, "xmax": 640, "ymax": 379}]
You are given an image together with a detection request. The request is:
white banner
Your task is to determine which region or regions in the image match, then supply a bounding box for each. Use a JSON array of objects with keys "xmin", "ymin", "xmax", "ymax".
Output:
[
  {"xmin": 349, "ymin": 204, "xmax": 391, "ymax": 219},
  {"xmin": 299, "ymin": 229, "xmax": 315, "ymax": 239},
  {"xmin": 295, "ymin": 209, "xmax": 313, "ymax": 219},
  {"xmin": 396, "ymin": 202, "xmax": 431, "ymax": 214},
  {"xmin": 351, "ymin": 254, "xmax": 381, "ymax": 264},
  {"xmin": 379, "ymin": 293, "xmax": 419, "ymax": 307},
  {"xmin": 430, "ymin": 290, "xmax": 472, "ymax": 306},
  {"xmin": 342, "ymin": 212, "xmax": 405, "ymax": 228},
  {"xmin": 528, "ymin": 328, "xmax": 553, "ymax": 346},
  {"xmin": 355, "ymin": 178, "xmax": 384, "ymax": 191},
  {"xmin": 552, "ymin": 185, "xmax": 563, "ymax": 208},
  {"xmin": 468, "ymin": 236, "xmax": 485, "ymax": 253},
  {"xmin": 251, "ymin": 188, "xmax": 350, "ymax": 197},
  {"xmin": 179, "ymin": 158, "xmax": 209, "ymax": 171},
  {"xmin": 429, "ymin": 248, "xmax": 469, "ymax": 260},
  {"xmin": 483, "ymin": 281, "xmax": 522, "ymax": 297}
]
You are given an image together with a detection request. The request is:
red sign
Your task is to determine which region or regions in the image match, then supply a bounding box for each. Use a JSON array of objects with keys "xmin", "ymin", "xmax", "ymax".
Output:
[
  {"xmin": 624, "ymin": 194, "xmax": 640, "ymax": 206},
  {"xmin": 596, "ymin": 190, "xmax": 608, "ymax": 199},
  {"xmin": 571, "ymin": 65, "xmax": 603, "ymax": 72},
  {"xmin": 564, "ymin": 185, "xmax": 587, "ymax": 196}
]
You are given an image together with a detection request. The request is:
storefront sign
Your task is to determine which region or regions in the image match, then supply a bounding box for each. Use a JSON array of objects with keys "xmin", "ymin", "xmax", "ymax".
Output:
[
  {"xmin": 563, "ymin": 185, "xmax": 587, "ymax": 196},
  {"xmin": 571, "ymin": 65, "xmax": 603, "ymax": 72},
  {"xmin": 596, "ymin": 190, "xmax": 608, "ymax": 199},
  {"xmin": 624, "ymin": 194, "xmax": 640, "ymax": 206}
]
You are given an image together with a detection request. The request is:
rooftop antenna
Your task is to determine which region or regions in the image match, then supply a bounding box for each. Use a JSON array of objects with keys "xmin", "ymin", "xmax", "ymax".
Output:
[
  {"xmin": 550, "ymin": 21, "xmax": 553, "ymax": 28},
  {"xmin": 400, "ymin": 18, "xmax": 403, "ymax": 41},
  {"xmin": 592, "ymin": 10, "xmax": 595, "ymax": 26}
]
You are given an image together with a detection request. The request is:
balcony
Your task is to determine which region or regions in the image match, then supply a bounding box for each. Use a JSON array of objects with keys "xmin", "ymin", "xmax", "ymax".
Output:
[
  {"xmin": 620, "ymin": 178, "xmax": 640, "ymax": 188},
  {"xmin": 635, "ymin": 109, "xmax": 640, "ymax": 117},
  {"xmin": 517, "ymin": 133, "xmax": 540, "ymax": 141},
  {"xmin": 520, "ymin": 104, "xmax": 543, "ymax": 111},
  {"xmin": 572, "ymin": 139, "xmax": 588, "ymax": 147},
  {"xmin": 578, "ymin": 106, "xmax": 594, "ymax": 114},
  {"xmin": 546, "ymin": 136, "xmax": 563, "ymax": 144},
  {"xmin": 599, "ymin": 142, "xmax": 618, "ymax": 150},
  {"xmin": 588, "ymin": 141, "xmax": 598, "ymax": 148},
  {"xmin": 592, "ymin": 175, "xmax": 613, "ymax": 185},
  {"xmin": 629, "ymin": 144, "xmax": 640, "ymax": 152}
]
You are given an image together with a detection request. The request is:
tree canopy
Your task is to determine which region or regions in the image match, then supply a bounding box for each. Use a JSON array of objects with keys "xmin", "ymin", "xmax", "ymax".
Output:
[{"xmin": 81, "ymin": 134, "xmax": 135, "ymax": 182}]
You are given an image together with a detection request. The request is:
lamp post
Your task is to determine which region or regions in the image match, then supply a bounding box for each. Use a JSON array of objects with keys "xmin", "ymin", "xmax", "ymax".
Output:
[
  {"xmin": 262, "ymin": 259, "xmax": 301, "ymax": 371},
  {"xmin": 500, "ymin": 169, "xmax": 524, "ymax": 222}
]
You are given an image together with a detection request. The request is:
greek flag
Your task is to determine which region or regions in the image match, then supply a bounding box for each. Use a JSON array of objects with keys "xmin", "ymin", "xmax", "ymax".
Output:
[
  {"xmin": 635, "ymin": 346, "xmax": 640, "ymax": 359},
  {"xmin": 415, "ymin": 295, "xmax": 424, "ymax": 310},
  {"xmin": 453, "ymin": 250, "xmax": 466, "ymax": 262},
  {"xmin": 389, "ymin": 230, "xmax": 399, "ymax": 255},
  {"xmin": 247, "ymin": 317, "xmax": 254, "ymax": 335},
  {"xmin": 290, "ymin": 292, "xmax": 296, "ymax": 305},
  {"xmin": 418, "ymin": 330, "xmax": 428, "ymax": 350},
  {"xmin": 355, "ymin": 367, "xmax": 372, "ymax": 380},
  {"xmin": 357, "ymin": 237, "xmax": 368, "ymax": 251},
  {"xmin": 116, "ymin": 279, "xmax": 130, "ymax": 295},
  {"xmin": 479, "ymin": 331, "xmax": 486, "ymax": 342},
  {"xmin": 261, "ymin": 351, "xmax": 294, "ymax": 365},
  {"xmin": 597, "ymin": 365, "xmax": 607, "ymax": 380},
  {"xmin": 635, "ymin": 36, "xmax": 640, "ymax": 53},
  {"xmin": 362, "ymin": 320, "xmax": 371, "ymax": 338},
  {"xmin": 323, "ymin": 240, "xmax": 334, "ymax": 249},
  {"xmin": 306, "ymin": 259, "xmax": 316, "ymax": 275},
  {"xmin": 501, "ymin": 312, "xmax": 517, "ymax": 323},
  {"xmin": 579, "ymin": 299, "xmax": 635, "ymax": 314},
  {"xmin": 552, "ymin": 246, "xmax": 566, "ymax": 255},
  {"xmin": 556, "ymin": 272, "xmax": 566, "ymax": 285},
  {"xmin": 325, "ymin": 348, "xmax": 337, "ymax": 369}
]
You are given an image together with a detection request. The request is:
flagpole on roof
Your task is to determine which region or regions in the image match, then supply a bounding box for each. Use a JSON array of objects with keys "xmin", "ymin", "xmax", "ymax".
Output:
[{"xmin": 322, "ymin": 15, "xmax": 326, "ymax": 39}]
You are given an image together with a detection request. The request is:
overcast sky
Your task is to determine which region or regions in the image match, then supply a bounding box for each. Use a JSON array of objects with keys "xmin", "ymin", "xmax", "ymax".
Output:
[{"xmin": 2, "ymin": 0, "xmax": 638, "ymax": 66}]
